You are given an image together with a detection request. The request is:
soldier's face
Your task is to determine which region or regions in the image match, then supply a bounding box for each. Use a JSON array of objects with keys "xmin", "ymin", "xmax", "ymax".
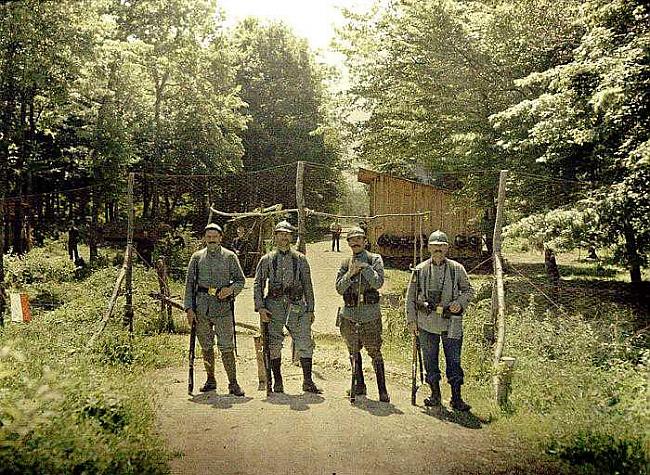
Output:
[
  {"xmin": 275, "ymin": 231, "xmax": 292, "ymax": 248},
  {"xmin": 348, "ymin": 236, "xmax": 365, "ymax": 253},
  {"xmin": 204, "ymin": 230, "xmax": 222, "ymax": 249},
  {"xmin": 429, "ymin": 243, "xmax": 448, "ymax": 260}
]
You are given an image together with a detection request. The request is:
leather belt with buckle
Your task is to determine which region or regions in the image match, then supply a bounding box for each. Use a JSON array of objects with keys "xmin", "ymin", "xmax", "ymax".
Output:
[{"xmin": 197, "ymin": 286, "xmax": 219, "ymax": 296}]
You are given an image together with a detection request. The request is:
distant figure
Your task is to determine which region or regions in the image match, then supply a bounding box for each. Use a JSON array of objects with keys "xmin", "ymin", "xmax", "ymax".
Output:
[
  {"xmin": 586, "ymin": 246, "xmax": 599, "ymax": 261},
  {"xmin": 329, "ymin": 220, "xmax": 342, "ymax": 252},
  {"xmin": 68, "ymin": 223, "xmax": 80, "ymax": 262},
  {"xmin": 231, "ymin": 225, "xmax": 250, "ymax": 273}
]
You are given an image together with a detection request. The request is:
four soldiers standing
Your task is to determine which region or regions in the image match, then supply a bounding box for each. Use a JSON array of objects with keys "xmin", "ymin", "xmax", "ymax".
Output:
[{"xmin": 184, "ymin": 221, "xmax": 474, "ymax": 411}]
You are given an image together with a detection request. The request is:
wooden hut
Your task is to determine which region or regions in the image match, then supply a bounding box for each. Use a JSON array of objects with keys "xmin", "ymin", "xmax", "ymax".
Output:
[{"xmin": 357, "ymin": 168, "xmax": 484, "ymax": 263}]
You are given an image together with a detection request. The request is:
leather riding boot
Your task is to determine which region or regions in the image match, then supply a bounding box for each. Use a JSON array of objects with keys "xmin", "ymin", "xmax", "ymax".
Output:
[
  {"xmin": 270, "ymin": 358, "xmax": 283, "ymax": 393},
  {"xmin": 346, "ymin": 352, "xmax": 367, "ymax": 397},
  {"xmin": 300, "ymin": 357, "xmax": 322, "ymax": 394},
  {"xmin": 354, "ymin": 352, "xmax": 367, "ymax": 395},
  {"xmin": 221, "ymin": 351, "xmax": 245, "ymax": 397},
  {"xmin": 424, "ymin": 381, "xmax": 441, "ymax": 407},
  {"xmin": 200, "ymin": 349, "xmax": 217, "ymax": 392},
  {"xmin": 373, "ymin": 359, "xmax": 390, "ymax": 403},
  {"xmin": 450, "ymin": 383, "xmax": 471, "ymax": 412}
]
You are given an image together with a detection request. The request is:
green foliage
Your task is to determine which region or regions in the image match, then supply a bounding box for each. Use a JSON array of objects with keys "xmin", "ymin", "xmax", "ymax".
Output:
[
  {"xmin": 3, "ymin": 240, "xmax": 76, "ymax": 286},
  {"xmin": 494, "ymin": 0, "xmax": 650, "ymax": 280},
  {"xmin": 552, "ymin": 432, "xmax": 648, "ymax": 475},
  {"xmin": 0, "ymin": 242, "xmax": 184, "ymax": 473},
  {"xmin": 232, "ymin": 18, "xmax": 341, "ymax": 212}
]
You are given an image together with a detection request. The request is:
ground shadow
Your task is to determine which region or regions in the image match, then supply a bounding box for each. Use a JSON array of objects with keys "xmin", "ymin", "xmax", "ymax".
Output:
[
  {"xmin": 263, "ymin": 391, "xmax": 325, "ymax": 412},
  {"xmin": 189, "ymin": 391, "xmax": 254, "ymax": 409},
  {"xmin": 420, "ymin": 404, "xmax": 488, "ymax": 429},
  {"xmin": 350, "ymin": 395, "xmax": 404, "ymax": 417}
]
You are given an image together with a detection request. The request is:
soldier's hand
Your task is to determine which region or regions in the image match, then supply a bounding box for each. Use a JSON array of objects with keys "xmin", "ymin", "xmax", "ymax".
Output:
[
  {"xmin": 306, "ymin": 312, "xmax": 315, "ymax": 323},
  {"xmin": 258, "ymin": 308, "xmax": 272, "ymax": 323},
  {"xmin": 408, "ymin": 321, "xmax": 419, "ymax": 335},
  {"xmin": 449, "ymin": 302, "xmax": 462, "ymax": 314},
  {"xmin": 348, "ymin": 261, "xmax": 362, "ymax": 276},
  {"xmin": 186, "ymin": 309, "xmax": 196, "ymax": 326},
  {"xmin": 218, "ymin": 286, "xmax": 233, "ymax": 300}
]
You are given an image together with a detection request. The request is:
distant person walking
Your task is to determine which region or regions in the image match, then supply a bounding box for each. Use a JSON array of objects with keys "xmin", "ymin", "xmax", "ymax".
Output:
[{"xmin": 330, "ymin": 220, "xmax": 342, "ymax": 252}]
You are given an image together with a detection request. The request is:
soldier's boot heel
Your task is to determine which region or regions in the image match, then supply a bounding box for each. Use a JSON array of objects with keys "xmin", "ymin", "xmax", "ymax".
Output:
[
  {"xmin": 424, "ymin": 382, "xmax": 441, "ymax": 407},
  {"xmin": 300, "ymin": 357, "xmax": 322, "ymax": 394},
  {"xmin": 271, "ymin": 358, "xmax": 284, "ymax": 393},
  {"xmin": 200, "ymin": 378, "xmax": 217, "ymax": 392},
  {"xmin": 373, "ymin": 359, "xmax": 390, "ymax": 403},
  {"xmin": 450, "ymin": 383, "xmax": 471, "ymax": 412}
]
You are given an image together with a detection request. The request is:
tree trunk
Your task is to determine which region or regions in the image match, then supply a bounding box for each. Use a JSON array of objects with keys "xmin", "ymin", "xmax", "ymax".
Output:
[
  {"xmin": 544, "ymin": 247, "xmax": 560, "ymax": 298},
  {"xmin": 0, "ymin": 199, "xmax": 6, "ymax": 325},
  {"xmin": 623, "ymin": 224, "xmax": 642, "ymax": 284}
]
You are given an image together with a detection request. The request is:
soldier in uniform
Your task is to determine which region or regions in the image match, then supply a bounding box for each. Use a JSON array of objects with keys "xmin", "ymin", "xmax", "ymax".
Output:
[
  {"xmin": 253, "ymin": 220, "xmax": 321, "ymax": 394},
  {"xmin": 405, "ymin": 230, "xmax": 474, "ymax": 411},
  {"xmin": 184, "ymin": 223, "xmax": 246, "ymax": 396},
  {"xmin": 336, "ymin": 226, "xmax": 390, "ymax": 403}
]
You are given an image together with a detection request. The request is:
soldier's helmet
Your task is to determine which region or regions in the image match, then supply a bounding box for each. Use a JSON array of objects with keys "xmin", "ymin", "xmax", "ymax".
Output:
[
  {"xmin": 347, "ymin": 226, "xmax": 366, "ymax": 240},
  {"xmin": 428, "ymin": 230, "xmax": 449, "ymax": 245},
  {"xmin": 274, "ymin": 220, "xmax": 295, "ymax": 233},
  {"xmin": 204, "ymin": 223, "xmax": 223, "ymax": 233}
]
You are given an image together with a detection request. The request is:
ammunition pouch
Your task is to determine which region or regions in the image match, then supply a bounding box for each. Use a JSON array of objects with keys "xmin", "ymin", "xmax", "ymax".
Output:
[
  {"xmin": 415, "ymin": 298, "xmax": 462, "ymax": 319},
  {"xmin": 266, "ymin": 282, "xmax": 303, "ymax": 302},
  {"xmin": 343, "ymin": 288, "xmax": 380, "ymax": 307}
]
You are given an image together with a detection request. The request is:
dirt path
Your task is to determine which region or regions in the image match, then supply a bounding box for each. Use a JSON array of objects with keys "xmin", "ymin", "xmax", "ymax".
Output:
[{"xmin": 155, "ymin": 240, "xmax": 560, "ymax": 474}]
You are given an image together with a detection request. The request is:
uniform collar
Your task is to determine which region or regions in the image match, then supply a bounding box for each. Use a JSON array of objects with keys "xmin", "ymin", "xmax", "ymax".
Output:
[{"xmin": 206, "ymin": 246, "xmax": 222, "ymax": 257}]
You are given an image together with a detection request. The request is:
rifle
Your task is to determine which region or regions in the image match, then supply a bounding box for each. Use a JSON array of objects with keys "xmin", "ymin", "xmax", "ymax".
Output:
[
  {"xmin": 188, "ymin": 319, "xmax": 197, "ymax": 395},
  {"xmin": 410, "ymin": 266, "xmax": 424, "ymax": 405},
  {"xmin": 262, "ymin": 320, "xmax": 272, "ymax": 396},
  {"xmin": 231, "ymin": 299, "xmax": 237, "ymax": 357},
  {"xmin": 411, "ymin": 334, "xmax": 424, "ymax": 405},
  {"xmin": 188, "ymin": 256, "xmax": 199, "ymax": 395},
  {"xmin": 349, "ymin": 350, "xmax": 357, "ymax": 404}
]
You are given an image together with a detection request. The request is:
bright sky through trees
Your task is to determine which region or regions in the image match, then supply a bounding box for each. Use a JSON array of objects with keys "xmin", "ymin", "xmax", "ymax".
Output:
[{"xmin": 218, "ymin": 0, "xmax": 375, "ymax": 63}]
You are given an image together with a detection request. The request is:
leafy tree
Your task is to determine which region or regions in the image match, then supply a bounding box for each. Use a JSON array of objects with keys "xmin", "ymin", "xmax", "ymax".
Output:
[
  {"xmin": 495, "ymin": 0, "xmax": 650, "ymax": 283},
  {"xmin": 335, "ymin": 0, "xmax": 582, "ymax": 250},
  {"xmin": 231, "ymin": 18, "xmax": 340, "ymax": 212}
]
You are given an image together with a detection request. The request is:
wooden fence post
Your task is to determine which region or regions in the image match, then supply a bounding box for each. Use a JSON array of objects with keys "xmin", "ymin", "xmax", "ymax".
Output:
[
  {"xmin": 492, "ymin": 170, "xmax": 511, "ymax": 408},
  {"xmin": 296, "ymin": 161, "xmax": 306, "ymax": 254},
  {"xmin": 124, "ymin": 172, "xmax": 134, "ymax": 333},
  {"xmin": 156, "ymin": 256, "xmax": 174, "ymax": 333}
]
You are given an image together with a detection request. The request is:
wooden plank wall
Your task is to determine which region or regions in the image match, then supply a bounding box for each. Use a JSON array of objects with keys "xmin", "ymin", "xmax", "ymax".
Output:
[{"xmin": 368, "ymin": 174, "xmax": 480, "ymax": 258}]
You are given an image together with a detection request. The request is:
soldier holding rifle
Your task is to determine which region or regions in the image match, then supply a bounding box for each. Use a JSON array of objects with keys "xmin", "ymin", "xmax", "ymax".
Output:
[
  {"xmin": 336, "ymin": 226, "xmax": 390, "ymax": 403},
  {"xmin": 405, "ymin": 230, "xmax": 474, "ymax": 410},
  {"xmin": 184, "ymin": 223, "xmax": 246, "ymax": 396}
]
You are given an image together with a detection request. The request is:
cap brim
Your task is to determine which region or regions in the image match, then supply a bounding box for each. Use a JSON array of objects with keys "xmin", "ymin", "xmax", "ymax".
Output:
[{"xmin": 428, "ymin": 240, "xmax": 449, "ymax": 245}]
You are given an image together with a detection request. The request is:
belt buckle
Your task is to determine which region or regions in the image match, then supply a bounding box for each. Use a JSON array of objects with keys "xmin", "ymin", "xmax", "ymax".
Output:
[{"xmin": 208, "ymin": 287, "xmax": 217, "ymax": 296}]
